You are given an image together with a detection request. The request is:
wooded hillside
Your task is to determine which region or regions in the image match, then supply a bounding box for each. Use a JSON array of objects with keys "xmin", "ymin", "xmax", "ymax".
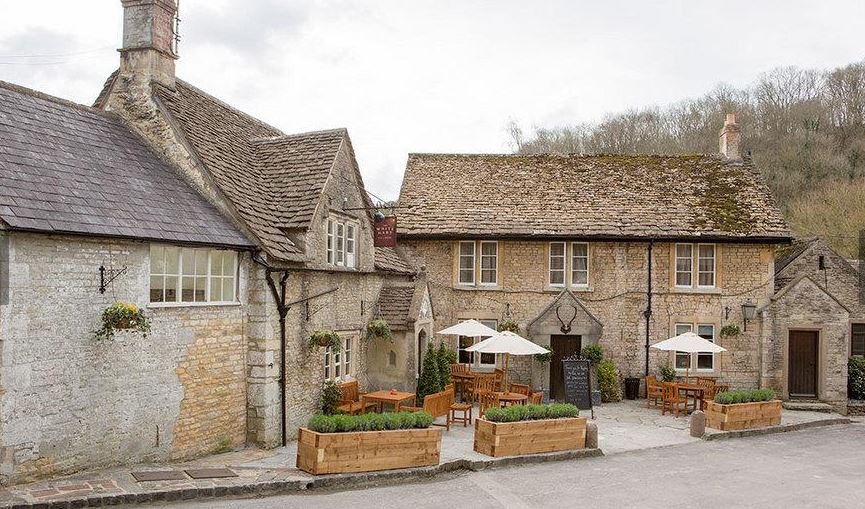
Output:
[{"xmin": 508, "ymin": 61, "xmax": 865, "ymax": 258}]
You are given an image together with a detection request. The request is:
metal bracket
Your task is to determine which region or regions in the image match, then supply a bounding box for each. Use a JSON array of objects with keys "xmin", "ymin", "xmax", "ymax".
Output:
[{"xmin": 99, "ymin": 265, "xmax": 127, "ymax": 294}]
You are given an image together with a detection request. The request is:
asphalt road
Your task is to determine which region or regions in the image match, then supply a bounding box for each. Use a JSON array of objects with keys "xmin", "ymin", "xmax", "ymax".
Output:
[{"xmin": 149, "ymin": 424, "xmax": 865, "ymax": 509}]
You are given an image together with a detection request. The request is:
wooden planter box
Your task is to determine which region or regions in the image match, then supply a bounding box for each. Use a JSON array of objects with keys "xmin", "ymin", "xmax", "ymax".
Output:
[
  {"xmin": 296, "ymin": 427, "xmax": 442, "ymax": 475},
  {"xmin": 705, "ymin": 400, "xmax": 782, "ymax": 431},
  {"xmin": 474, "ymin": 417, "xmax": 587, "ymax": 457}
]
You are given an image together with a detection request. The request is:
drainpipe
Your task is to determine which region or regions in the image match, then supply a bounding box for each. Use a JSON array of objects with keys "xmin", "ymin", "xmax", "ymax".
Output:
[{"xmin": 644, "ymin": 240, "xmax": 654, "ymax": 376}]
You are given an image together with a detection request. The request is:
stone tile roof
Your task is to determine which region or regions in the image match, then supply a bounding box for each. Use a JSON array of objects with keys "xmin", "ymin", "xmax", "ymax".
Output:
[
  {"xmin": 398, "ymin": 153, "xmax": 792, "ymax": 241},
  {"xmin": 377, "ymin": 286, "xmax": 415, "ymax": 330},
  {"xmin": 374, "ymin": 247, "xmax": 416, "ymax": 275},
  {"xmin": 774, "ymin": 237, "xmax": 818, "ymax": 275},
  {"xmin": 0, "ymin": 80, "xmax": 253, "ymax": 247},
  {"xmin": 149, "ymin": 79, "xmax": 350, "ymax": 261}
]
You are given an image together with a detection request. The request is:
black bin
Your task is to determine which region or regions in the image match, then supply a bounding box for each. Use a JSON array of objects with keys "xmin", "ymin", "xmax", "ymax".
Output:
[{"xmin": 624, "ymin": 377, "xmax": 640, "ymax": 400}]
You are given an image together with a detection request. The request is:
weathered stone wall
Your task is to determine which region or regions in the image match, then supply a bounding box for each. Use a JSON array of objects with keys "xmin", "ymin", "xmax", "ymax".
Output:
[
  {"xmin": 401, "ymin": 240, "xmax": 776, "ymax": 392},
  {"xmin": 760, "ymin": 277, "xmax": 849, "ymax": 411},
  {"xmin": 0, "ymin": 233, "xmax": 249, "ymax": 483}
]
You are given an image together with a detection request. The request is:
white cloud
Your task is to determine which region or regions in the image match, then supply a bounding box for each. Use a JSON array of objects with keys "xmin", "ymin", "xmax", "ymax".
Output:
[{"xmin": 2, "ymin": 1, "xmax": 864, "ymax": 200}]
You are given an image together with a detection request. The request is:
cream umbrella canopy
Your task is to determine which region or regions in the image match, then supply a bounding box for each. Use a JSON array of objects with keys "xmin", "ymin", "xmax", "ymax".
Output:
[
  {"xmin": 466, "ymin": 331, "xmax": 551, "ymax": 391},
  {"xmin": 437, "ymin": 319, "xmax": 498, "ymax": 337},
  {"xmin": 650, "ymin": 331, "xmax": 727, "ymax": 381}
]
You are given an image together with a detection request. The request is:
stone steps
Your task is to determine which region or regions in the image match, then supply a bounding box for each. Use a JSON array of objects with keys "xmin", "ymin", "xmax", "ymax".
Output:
[{"xmin": 782, "ymin": 400, "xmax": 834, "ymax": 413}]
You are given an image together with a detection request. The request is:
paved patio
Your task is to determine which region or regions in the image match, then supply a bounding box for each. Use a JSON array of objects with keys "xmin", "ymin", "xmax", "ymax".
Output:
[{"xmin": 0, "ymin": 400, "xmax": 852, "ymax": 507}]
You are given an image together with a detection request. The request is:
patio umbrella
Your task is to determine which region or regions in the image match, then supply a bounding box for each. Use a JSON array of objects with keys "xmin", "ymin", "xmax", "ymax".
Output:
[
  {"xmin": 437, "ymin": 319, "xmax": 498, "ymax": 337},
  {"xmin": 650, "ymin": 331, "xmax": 727, "ymax": 381},
  {"xmin": 466, "ymin": 331, "xmax": 550, "ymax": 391}
]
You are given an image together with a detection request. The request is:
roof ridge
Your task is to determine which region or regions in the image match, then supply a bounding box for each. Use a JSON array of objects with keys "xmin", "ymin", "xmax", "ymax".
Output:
[
  {"xmin": 249, "ymin": 128, "xmax": 348, "ymax": 144},
  {"xmin": 169, "ymin": 78, "xmax": 285, "ymax": 136},
  {"xmin": 0, "ymin": 79, "xmax": 118, "ymax": 119}
]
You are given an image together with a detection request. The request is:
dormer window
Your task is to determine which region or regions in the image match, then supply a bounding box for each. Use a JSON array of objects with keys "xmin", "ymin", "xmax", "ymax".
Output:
[{"xmin": 327, "ymin": 218, "xmax": 357, "ymax": 268}]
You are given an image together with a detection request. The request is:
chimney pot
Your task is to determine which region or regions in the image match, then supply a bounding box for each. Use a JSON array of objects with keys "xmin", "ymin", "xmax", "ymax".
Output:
[{"xmin": 719, "ymin": 112, "xmax": 741, "ymax": 160}]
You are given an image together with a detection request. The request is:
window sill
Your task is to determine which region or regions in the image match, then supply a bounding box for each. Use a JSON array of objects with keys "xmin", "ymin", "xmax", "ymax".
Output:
[
  {"xmin": 147, "ymin": 301, "xmax": 242, "ymax": 309},
  {"xmin": 670, "ymin": 287, "xmax": 721, "ymax": 295},
  {"xmin": 454, "ymin": 285, "xmax": 501, "ymax": 291}
]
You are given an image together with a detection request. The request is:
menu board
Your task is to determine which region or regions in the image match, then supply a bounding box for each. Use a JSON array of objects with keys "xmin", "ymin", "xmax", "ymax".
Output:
[{"xmin": 562, "ymin": 357, "xmax": 592, "ymax": 410}]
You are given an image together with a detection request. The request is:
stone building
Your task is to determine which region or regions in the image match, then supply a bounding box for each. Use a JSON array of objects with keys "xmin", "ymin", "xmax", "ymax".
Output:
[
  {"xmin": 396, "ymin": 115, "xmax": 815, "ymax": 404},
  {"xmin": 0, "ymin": 0, "xmax": 426, "ymax": 483}
]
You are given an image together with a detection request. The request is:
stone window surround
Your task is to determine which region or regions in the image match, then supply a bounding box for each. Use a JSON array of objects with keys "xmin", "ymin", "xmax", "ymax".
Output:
[
  {"xmin": 148, "ymin": 244, "xmax": 239, "ymax": 307},
  {"xmin": 454, "ymin": 240, "xmax": 500, "ymax": 288},
  {"xmin": 547, "ymin": 241, "xmax": 590, "ymax": 290},
  {"xmin": 671, "ymin": 242, "xmax": 719, "ymax": 292},
  {"xmin": 672, "ymin": 321, "xmax": 717, "ymax": 373},
  {"xmin": 326, "ymin": 215, "xmax": 358, "ymax": 269}
]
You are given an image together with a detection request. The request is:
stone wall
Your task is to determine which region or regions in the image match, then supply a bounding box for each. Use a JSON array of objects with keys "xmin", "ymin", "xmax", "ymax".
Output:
[
  {"xmin": 0, "ymin": 233, "xmax": 249, "ymax": 483},
  {"xmin": 760, "ymin": 277, "xmax": 849, "ymax": 411},
  {"xmin": 401, "ymin": 240, "xmax": 776, "ymax": 393}
]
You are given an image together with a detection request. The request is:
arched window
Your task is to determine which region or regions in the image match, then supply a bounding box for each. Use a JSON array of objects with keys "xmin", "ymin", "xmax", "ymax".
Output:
[
  {"xmin": 416, "ymin": 329, "xmax": 428, "ymax": 377},
  {"xmin": 388, "ymin": 350, "xmax": 397, "ymax": 366}
]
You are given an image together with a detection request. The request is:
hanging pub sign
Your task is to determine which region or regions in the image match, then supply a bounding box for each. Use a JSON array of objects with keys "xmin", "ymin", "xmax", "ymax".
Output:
[{"xmin": 374, "ymin": 216, "xmax": 397, "ymax": 247}]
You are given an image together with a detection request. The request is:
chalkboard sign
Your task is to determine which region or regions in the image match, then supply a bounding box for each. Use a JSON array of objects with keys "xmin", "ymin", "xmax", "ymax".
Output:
[{"xmin": 562, "ymin": 357, "xmax": 592, "ymax": 413}]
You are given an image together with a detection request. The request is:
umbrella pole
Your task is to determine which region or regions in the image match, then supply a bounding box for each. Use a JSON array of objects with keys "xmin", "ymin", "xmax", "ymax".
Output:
[{"xmin": 503, "ymin": 353, "xmax": 510, "ymax": 392}]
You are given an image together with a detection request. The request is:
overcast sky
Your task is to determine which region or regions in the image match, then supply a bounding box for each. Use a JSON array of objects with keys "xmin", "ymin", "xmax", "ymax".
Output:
[{"xmin": 2, "ymin": 1, "xmax": 864, "ymax": 201}]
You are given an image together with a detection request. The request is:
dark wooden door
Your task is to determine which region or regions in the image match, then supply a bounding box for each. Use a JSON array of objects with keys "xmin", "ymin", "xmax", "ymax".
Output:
[
  {"xmin": 789, "ymin": 331, "xmax": 818, "ymax": 398},
  {"xmin": 550, "ymin": 335, "xmax": 581, "ymax": 401}
]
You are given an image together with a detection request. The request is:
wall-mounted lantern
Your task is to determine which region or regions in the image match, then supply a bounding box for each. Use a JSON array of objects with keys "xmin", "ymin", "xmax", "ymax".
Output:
[{"xmin": 741, "ymin": 299, "xmax": 757, "ymax": 331}]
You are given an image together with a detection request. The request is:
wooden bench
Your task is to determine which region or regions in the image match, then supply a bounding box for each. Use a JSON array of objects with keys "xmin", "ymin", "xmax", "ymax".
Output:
[
  {"xmin": 337, "ymin": 380, "xmax": 376, "ymax": 415},
  {"xmin": 403, "ymin": 387, "xmax": 455, "ymax": 430}
]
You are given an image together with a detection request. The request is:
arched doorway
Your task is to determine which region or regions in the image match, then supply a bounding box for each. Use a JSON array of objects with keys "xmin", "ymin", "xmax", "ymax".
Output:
[{"xmin": 416, "ymin": 329, "xmax": 428, "ymax": 378}]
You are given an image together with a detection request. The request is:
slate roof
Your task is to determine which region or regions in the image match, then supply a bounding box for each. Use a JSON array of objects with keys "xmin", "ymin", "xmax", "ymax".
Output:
[
  {"xmin": 398, "ymin": 153, "xmax": 791, "ymax": 241},
  {"xmin": 774, "ymin": 237, "xmax": 818, "ymax": 275},
  {"xmin": 374, "ymin": 247, "xmax": 416, "ymax": 275},
  {"xmin": 0, "ymin": 80, "xmax": 253, "ymax": 248},
  {"xmin": 377, "ymin": 286, "xmax": 416, "ymax": 330}
]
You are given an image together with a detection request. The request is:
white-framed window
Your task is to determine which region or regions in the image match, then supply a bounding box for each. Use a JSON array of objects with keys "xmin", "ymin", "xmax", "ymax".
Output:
[
  {"xmin": 675, "ymin": 243, "xmax": 716, "ymax": 289},
  {"xmin": 324, "ymin": 335, "xmax": 355, "ymax": 382},
  {"xmin": 457, "ymin": 319, "xmax": 498, "ymax": 368},
  {"xmin": 150, "ymin": 245, "xmax": 237, "ymax": 304},
  {"xmin": 697, "ymin": 244, "xmax": 716, "ymax": 288},
  {"xmin": 458, "ymin": 241, "xmax": 476, "ymax": 285},
  {"xmin": 674, "ymin": 323, "xmax": 715, "ymax": 371},
  {"xmin": 549, "ymin": 242, "xmax": 566, "ymax": 286},
  {"xmin": 326, "ymin": 218, "xmax": 357, "ymax": 269},
  {"xmin": 548, "ymin": 242, "xmax": 589, "ymax": 288},
  {"xmin": 675, "ymin": 244, "xmax": 693, "ymax": 287},
  {"xmin": 571, "ymin": 242, "xmax": 589, "ymax": 287},
  {"xmin": 479, "ymin": 241, "xmax": 498, "ymax": 285}
]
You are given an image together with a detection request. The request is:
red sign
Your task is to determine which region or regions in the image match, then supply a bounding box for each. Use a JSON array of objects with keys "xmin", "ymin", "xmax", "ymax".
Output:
[{"xmin": 374, "ymin": 216, "xmax": 397, "ymax": 247}]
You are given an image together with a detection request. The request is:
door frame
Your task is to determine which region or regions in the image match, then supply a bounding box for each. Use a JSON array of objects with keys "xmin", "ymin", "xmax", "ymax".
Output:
[{"xmin": 784, "ymin": 327, "xmax": 823, "ymax": 400}]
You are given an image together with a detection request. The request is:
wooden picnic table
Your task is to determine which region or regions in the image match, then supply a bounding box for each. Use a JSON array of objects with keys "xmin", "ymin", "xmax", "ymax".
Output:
[
  {"xmin": 676, "ymin": 384, "xmax": 706, "ymax": 413},
  {"xmin": 361, "ymin": 390, "xmax": 416, "ymax": 413},
  {"xmin": 496, "ymin": 392, "xmax": 528, "ymax": 407}
]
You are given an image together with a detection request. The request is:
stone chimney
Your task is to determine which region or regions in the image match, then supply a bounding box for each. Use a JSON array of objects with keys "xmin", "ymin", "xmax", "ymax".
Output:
[
  {"xmin": 119, "ymin": 0, "xmax": 178, "ymax": 89},
  {"xmin": 719, "ymin": 113, "xmax": 741, "ymax": 160}
]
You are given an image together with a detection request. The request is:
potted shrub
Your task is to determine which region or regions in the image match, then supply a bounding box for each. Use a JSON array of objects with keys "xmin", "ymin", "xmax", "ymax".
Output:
[
  {"xmin": 659, "ymin": 363, "xmax": 677, "ymax": 382},
  {"xmin": 704, "ymin": 388, "xmax": 781, "ymax": 431},
  {"xmin": 94, "ymin": 301, "xmax": 151, "ymax": 340},
  {"xmin": 309, "ymin": 330, "xmax": 342, "ymax": 352},
  {"xmin": 474, "ymin": 403, "xmax": 588, "ymax": 457},
  {"xmin": 581, "ymin": 344, "xmax": 604, "ymax": 404},
  {"xmin": 597, "ymin": 359, "xmax": 622, "ymax": 402},
  {"xmin": 365, "ymin": 319, "xmax": 393, "ymax": 342},
  {"xmin": 296, "ymin": 411, "xmax": 441, "ymax": 474}
]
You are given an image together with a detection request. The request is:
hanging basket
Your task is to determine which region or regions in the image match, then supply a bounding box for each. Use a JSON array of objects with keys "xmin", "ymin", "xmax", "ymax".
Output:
[
  {"xmin": 94, "ymin": 301, "xmax": 151, "ymax": 340},
  {"xmin": 309, "ymin": 330, "xmax": 342, "ymax": 352},
  {"xmin": 365, "ymin": 319, "xmax": 393, "ymax": 341}
]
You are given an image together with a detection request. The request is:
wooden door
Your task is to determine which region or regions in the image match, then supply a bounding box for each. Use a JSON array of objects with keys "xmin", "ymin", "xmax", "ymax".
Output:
[
  {"xmin": 788, "ymin": 331, "xmax": 818, "ymax": 398},
  {"xmin": 550, "ymin": 335, "xmax": 582, "ymax": 401}
]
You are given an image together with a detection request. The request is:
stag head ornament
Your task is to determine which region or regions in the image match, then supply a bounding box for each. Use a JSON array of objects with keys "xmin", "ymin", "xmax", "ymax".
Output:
[{"xmin": 556, "ymin": 304, "xmax": 578, "ymax": 334}]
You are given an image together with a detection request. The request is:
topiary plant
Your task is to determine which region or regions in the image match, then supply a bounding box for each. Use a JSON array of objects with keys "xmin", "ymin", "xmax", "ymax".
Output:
[
  {"xmin": 597, "ymin": 359, "xmax": 622, "ymax": 402},
  {"xmin": 416, "ymin": 342, "xmax": 441, "ymax": 404},
  {"xmin": 849, "ymin": 356, "xmax": 865, "ymax": 400},
  {"xmin": 321, "ymin": 379, "xmax": 343, "ymax": 415},
  {"xmin": 436, "ymin": 341, "xmax": 455, "ymax": 386},
  {"xmin": 581, "ymin": 344, "xmax": 604, "ymax": 364}
]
